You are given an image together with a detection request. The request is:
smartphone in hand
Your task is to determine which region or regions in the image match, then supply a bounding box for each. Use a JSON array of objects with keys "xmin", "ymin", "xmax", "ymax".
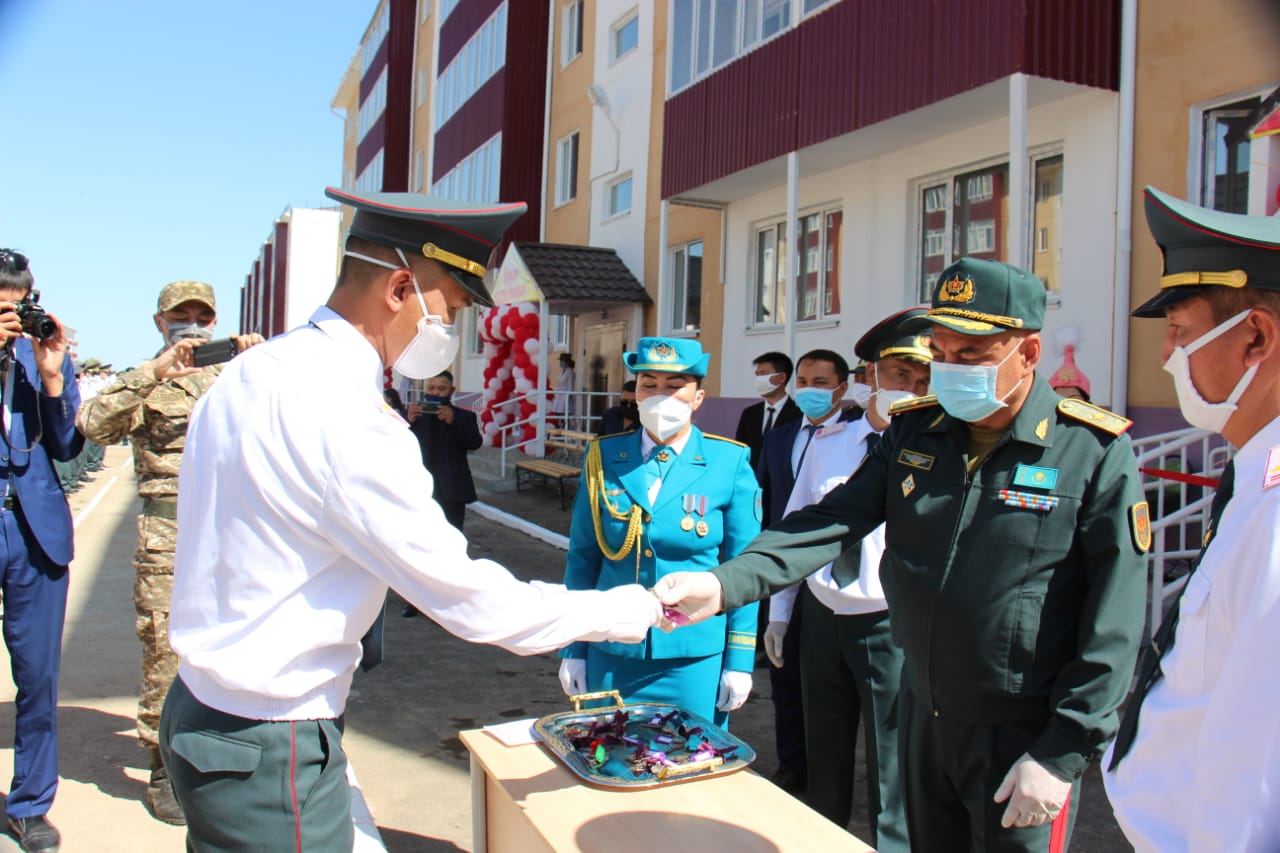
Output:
[{"xmin": 190, "ymin": 338, "xmax": 239, "ymax": 367}]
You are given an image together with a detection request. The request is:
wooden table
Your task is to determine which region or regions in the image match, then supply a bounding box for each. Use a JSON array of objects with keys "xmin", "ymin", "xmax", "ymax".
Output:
[{"xmin": 460, "ymin": 728, "xmax": 874, "ymax": 853}]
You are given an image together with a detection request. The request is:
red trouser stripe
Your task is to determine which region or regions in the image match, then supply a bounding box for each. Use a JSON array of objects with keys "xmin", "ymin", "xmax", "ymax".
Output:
[
  {"xmin": 291, "ymin": 722, "xmax": 302, "ymax": 853},
  {"xmin": 1048, "ymin": 788, "xmax": 1072, "ymax": 853}
]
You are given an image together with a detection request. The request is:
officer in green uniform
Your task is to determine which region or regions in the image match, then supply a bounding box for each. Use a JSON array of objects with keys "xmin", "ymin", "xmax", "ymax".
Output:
[
  {"xmin": 658, "ymin": 257, "xmax": 1150, "ymax": 852},
  {"xmin": 559, "ymin": 337, "xmax": 761, "ymax": 726}
]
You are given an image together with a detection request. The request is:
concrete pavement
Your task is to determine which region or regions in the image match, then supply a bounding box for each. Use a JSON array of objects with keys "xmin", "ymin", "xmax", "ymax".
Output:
[{"xmin": 0, "ymin": 446, "xmax": 1131, "ymax": 851}]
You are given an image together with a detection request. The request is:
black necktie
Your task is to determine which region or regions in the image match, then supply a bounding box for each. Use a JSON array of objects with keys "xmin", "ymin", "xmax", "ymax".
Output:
[
  {"xmin": 831, "ymin": 430, "xmax": 883, "ymax": 586},
  {"xmin": 1108, "ymin": 459, "xmax": 1235, "ymax": 770},
  {"xmin": 763, "ymin": 406, "xmax": 776, "ymax": 435},
  {"xmin": 794, "ymin": 424, "xmax": 817, "ymax": 476}
]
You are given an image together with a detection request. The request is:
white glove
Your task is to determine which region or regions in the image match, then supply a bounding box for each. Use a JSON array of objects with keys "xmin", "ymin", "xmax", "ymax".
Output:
[
  {"xmin": 715, "ymin": 670, "xmax": 752, "ymax": 712},
  {"xmin": 763, "ymin": 621, "xmax": 788, "ymax": 669},
  {"xmin": 597, "ymin": 584, "xmax": 663, "ymax": 643},
  {"xmin": 653, "ymin": 572, "xmax": 724, "ymax": 628},
  {"xmin": 993, "ymin": 753, "xmax": 1072, "ymax": 828},
  {"xmin": 558, "ymin": 658, "xmax": 587, "ymax": 697}
]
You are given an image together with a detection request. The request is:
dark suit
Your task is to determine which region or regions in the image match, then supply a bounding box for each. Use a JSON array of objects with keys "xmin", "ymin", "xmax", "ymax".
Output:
[
  {"xmin": 756, "ymin": 416, "xmax": 808, "ymax": 779},
  {"xmin": 595, "ymin": 406, "xmax": 638, "ymax": 437},
  {"xmin": 409, "ymin": 403, "xmax": 482, "ymax": 531},
  {"xmin": 735, "ymin": 397, "xmax": 801, "ymax": 471},
  {"xmin": 1, "ymin": 340, "xmax": 82, "ymax": 820}
]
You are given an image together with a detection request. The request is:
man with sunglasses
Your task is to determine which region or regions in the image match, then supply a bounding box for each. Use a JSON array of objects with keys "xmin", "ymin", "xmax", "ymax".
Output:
[{"xmin": 0, "ymin": 250, "xmax": 82, "ymax": 853}]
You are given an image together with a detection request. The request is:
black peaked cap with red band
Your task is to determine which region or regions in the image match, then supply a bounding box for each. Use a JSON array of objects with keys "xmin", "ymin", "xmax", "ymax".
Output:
[{"xmin": 325, "ymin": 187, "xmax": 527, "ymax": 308}]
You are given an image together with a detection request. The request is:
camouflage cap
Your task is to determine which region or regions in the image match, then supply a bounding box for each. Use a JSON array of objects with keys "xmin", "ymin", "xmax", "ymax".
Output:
[
  {"xmin": 82, "ymin": 357, "xmax": 101, "ymax": 369},
  {"xmin": 157, "ymin": 280, "xmax": 216, "ymax": 313}
]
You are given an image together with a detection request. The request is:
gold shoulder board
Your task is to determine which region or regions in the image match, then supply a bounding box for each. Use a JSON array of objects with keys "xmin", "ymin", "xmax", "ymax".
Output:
[
  {"xmin": 704, "ymin": 433, "xmax": 747, "ymax": 447},
  {"xmin": 1057, "ymin": 398, "xmax": 1133, "ymax": 436},
  {"xmin": 888, "ymin": 394, "xmax": 940, "ymax": 415}
]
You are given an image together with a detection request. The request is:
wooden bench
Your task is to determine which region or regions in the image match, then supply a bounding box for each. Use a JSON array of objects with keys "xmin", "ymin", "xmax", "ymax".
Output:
[{"xmin": 514, "ymin": 429, "xmax": 596, "ymax": 509}]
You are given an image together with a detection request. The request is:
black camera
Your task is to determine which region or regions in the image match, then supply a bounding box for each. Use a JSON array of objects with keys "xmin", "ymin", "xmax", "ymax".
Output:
[{"xmin": 16, "ymin": 290, "xmax": 57, "ymax": 342}]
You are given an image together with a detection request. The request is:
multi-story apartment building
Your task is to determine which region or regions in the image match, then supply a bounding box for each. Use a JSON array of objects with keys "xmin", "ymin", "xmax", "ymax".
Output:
[
  {"xmin": 324, "ymin": 0, "xmax": 1280, "ymax": 436},
  {"xmin": 240, "ymin": 208, "xmax": 342, "ymax": 337}
]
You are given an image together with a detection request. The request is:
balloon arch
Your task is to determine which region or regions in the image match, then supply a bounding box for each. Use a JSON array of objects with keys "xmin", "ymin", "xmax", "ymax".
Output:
[{"xmin": 476, "ymin": 302, "xmax": 542, "ymax": 452}]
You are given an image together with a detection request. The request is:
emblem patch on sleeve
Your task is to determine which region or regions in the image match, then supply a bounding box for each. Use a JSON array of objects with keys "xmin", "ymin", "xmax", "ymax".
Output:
[
  {"xmin": 898, "ymin": 449, "xmax": 935, "ymax": 471},
  {"xmin": 1129, "ymin": 502, "xmax": 1152, "ymax": 553}
]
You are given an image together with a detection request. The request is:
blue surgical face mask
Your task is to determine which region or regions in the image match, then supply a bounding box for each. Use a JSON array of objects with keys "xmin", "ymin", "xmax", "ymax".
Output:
[
  {"xmin": 929, "ymin": 342, "xmax": 1026, "ymax": 423},
  {"xmin": 795, "ymin": 387, "xmax": 839, "ymax": 420}
]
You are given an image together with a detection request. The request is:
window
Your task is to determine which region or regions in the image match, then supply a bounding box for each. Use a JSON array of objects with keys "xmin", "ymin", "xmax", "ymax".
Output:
[
  {"xmin": 753, "ymin": 222, "xmax": 787, "ymax": 325},
  {"xmin": 752, "ymin": 206, "xmax": 841, "ymax": 326},
  {"xmin": 441, "ymin": 0, "xmax": 461, "ymax": 21},
  {"xmin": 802, "ymin": 0, "xmax": 837, "ymax": 12},
  {"xmin": 916, "ymin": 155, "xmax": 1062, "ymax": 301},
  {"xmin": 436, "ymin": 4, "xmax": 507, "ymax": 127},
  {"xmin": 606, "ymin": 174, "xmax": 633, "ymax": 218},
  {"xmin": 555, "ymin": 132, "xmax": 579, "ymax": 206},
  {"xmin": 355, "ymin": 151, "xmax": 384, "ymax": 193},
  {"xmin": 414, "ymin": 149, "xmax": 425, "ymax": 191},
  {"xmin": 549, "ymin": 313, "xmax": 570, "ymax": 349},
  {"xmin": 670, "ymin": 241, "xmax": 703, "ymax": 332},
  {"xmin": 416, "ymin": 68, "xmax": 428, "ymax": 107},
  {"xmin": 1201, "ymin": 97, "xmax": 1258, "ymax": 214},
  {"xmin": 561, "ymin": 0, "xmax": 583, "ymax": 67},
  {"xmin": 673, "ymin": 0, "xmax": 790, "ymax": 93},
  {"xmin": 1032, "ymin": 154, "xmax": 1063, "ymax": 291},
  {"xmin": 421, "ymin": 0, "xmax": 431, "ymax": 24},
  {"xmin": 360, "ymin": 6, "xmax": 390, "ymax": 76},
  {"xmin": 357, "ymin": 67, "xmax": 388, "ymax": 139},
  {"xmin": 612, "ymin": 10, "xmax": 639, "ymax": 62},
  {"xmin": 432, "ymin": 133, "xmax": 502, "ymax": 203}
]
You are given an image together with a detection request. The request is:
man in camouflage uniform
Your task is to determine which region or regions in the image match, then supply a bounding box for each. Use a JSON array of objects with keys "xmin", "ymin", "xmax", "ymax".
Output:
[{"xmin": 76, "ymin": 281, "xmax": 261, "ymax": 824}]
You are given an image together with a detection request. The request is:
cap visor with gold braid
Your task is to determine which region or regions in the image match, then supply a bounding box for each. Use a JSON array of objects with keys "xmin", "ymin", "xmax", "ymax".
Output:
[
  {"xmin": 325, "ymin": 187, "xmax": 527, "ymax": 308},
  {"xmin": 1132, "ymin": 186, "xmax": 1280, "ymax": 318}
]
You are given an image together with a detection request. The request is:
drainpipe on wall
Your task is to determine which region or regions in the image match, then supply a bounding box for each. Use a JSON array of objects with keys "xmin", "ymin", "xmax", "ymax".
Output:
[
  {"xmin": 539, "ymin": 0, "xmax": 555, "ymax": 241},
  {"xmin": 785, "ymin": 151, "xmax": 799, "ymax": 361},
  {"xmin": 1111, "ymin": 0, "xmax": 1138, "ymax": 414},
  {"xmin": 1008, "ymin": 73, "xmax": 1028, "ymax": 271}
]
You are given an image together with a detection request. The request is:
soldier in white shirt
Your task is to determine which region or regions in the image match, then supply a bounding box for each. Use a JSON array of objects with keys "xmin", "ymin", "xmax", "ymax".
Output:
[
  {"xmin": 761, "ymin": 310, "xmax": 931, "ymax": 849},
  {"xmin": 1104, "ymin": 187, "xmax": 1280, "ymax": 851},
  {"xmin": 159, "ymin": 188, "xmax": 661, "ymax": 852}
]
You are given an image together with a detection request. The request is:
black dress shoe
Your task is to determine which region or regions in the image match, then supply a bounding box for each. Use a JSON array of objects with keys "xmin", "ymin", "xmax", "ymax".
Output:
[
  {"xmin": 7, "ymin": 815, "xmax": 61, "ymax": 853},
  {"xmin": 769, "ymin": 765, "xmax": 808, "ymax": 795}
]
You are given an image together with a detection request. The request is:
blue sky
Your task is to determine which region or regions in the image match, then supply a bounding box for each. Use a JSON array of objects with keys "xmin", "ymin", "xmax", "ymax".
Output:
[{"xmin": 0, "ymin": 0, "xmax": 377, "ymax": 369}]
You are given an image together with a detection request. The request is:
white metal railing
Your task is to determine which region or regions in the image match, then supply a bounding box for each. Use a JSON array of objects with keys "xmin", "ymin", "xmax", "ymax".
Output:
[
  {"xmin": 1133, "ymin": 426, "xmax": 1233, "ymax": 634},
  {"xmin": 547, "ymin": 389, "xmax": 624, "ymax": 433},
  {"xmin": 494, "ymin": 389, "xmax": 545, "ymax": 477}
]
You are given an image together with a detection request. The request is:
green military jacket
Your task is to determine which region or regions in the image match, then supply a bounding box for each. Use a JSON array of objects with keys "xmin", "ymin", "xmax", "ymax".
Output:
[
  {"xmin": 76, "ymin": 365, "xmax": 222, "ymax": 499},
  {"xmin": 713, "ymin": 377, "xmax": 1148, "ymax": 779}
]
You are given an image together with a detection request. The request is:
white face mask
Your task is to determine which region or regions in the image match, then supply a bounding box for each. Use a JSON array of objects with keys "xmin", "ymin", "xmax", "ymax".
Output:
[
  {"xmin": 345, "ymin": 248, "xmax": 460, "ymax": 380},
  {"xmin": 848, "ymin": 382, "xmax": 874, "ymax": 408},
  {"xmin": 1164, "ymin": 308, "xmax": 1258, "ymax": 434},
  {"xmin": 638, "ymin": 394, "xmax": 694, "ymax": 441},
  {"xmin": 873, "ymin": 388, "xmax": 917, "ymax": 422},
  {"xmin": 753, "ymin": 372, "xmax": 782, "ymax": 396}
]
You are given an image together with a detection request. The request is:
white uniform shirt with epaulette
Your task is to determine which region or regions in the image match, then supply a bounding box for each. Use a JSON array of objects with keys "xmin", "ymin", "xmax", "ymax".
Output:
[
  {"xmin": 168, "ymin": 306, "xmax": 655, "ymax": 721},
  {"xmin": 1104, "ymin": 416, "xmax": 1280, "ymax": 852}
]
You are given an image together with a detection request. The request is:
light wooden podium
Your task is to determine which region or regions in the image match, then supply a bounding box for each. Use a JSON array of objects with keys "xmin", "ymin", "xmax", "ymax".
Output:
[{"xmin": 460, "ymin": 729, "xmax": 874, "ymax": 852}]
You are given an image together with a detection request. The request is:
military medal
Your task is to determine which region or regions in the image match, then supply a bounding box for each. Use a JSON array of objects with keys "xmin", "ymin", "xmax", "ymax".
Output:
[
  {"xmin": 680, "ymin": 495, "xmax": 696, "ymax": 531},
  {"xmin": 694, "ymin": 496, "xmax": 709, "ymax": 537}
]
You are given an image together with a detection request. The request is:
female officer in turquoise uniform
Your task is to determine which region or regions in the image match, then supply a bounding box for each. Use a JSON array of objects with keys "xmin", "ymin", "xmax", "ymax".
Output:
[{"xmin": 559, "ymin": 337, "xmax": 761, "ymax": 725}]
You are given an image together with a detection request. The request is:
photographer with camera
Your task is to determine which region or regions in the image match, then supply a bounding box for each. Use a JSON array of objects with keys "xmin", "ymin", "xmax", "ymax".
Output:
[
  {"xmin": 75, "ymin": 280, "xmax": 262, "ymax": 826},
  {"xmin": 0, "ymin": 249, "xmax": 83, "ymax": 853}
]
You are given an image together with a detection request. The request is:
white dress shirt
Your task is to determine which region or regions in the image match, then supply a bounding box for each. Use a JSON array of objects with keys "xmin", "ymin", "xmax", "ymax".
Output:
[
  {"xmin": 769, "ymin": 416, "xmax": 888, "ymax": 621},
  {"xmin": 169, "ymin": 307, "xmax": 656, "ymax": 721},
  {"xmin": 1104, "ymin": 415, "xmax": 1280, "ymax": 852}
]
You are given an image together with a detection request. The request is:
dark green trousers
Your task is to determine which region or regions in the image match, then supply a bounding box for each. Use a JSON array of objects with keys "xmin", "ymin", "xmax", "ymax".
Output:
[
  {"xmin": 797, "ymin": 587, "xmax": 908, "ymax": 851},
  {"xmin": 899, "ymin": 680, "xmax": 1081, "ymax": 852},
  {"xmin": 159, "ymin": 677, "xmax": 354, "ymax": 853}
]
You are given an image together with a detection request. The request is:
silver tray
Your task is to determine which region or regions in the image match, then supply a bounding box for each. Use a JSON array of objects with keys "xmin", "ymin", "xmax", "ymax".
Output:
[{"xmin": 532, "ymin": 691, "xmax": 756, "ymax": 789}]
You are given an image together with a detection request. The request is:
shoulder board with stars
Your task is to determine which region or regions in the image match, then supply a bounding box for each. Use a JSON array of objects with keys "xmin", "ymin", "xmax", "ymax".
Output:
[
  {"xmin": 1056, "ymin": 398, "xmax": 1132, "ymax": 436},
  {"xmin": 888, "ymin": 394, "xmax": 940, "ymax": 415},
  {"xmin": 704, "ymin": 433, "xmax": 747, "ymax": 448}
]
